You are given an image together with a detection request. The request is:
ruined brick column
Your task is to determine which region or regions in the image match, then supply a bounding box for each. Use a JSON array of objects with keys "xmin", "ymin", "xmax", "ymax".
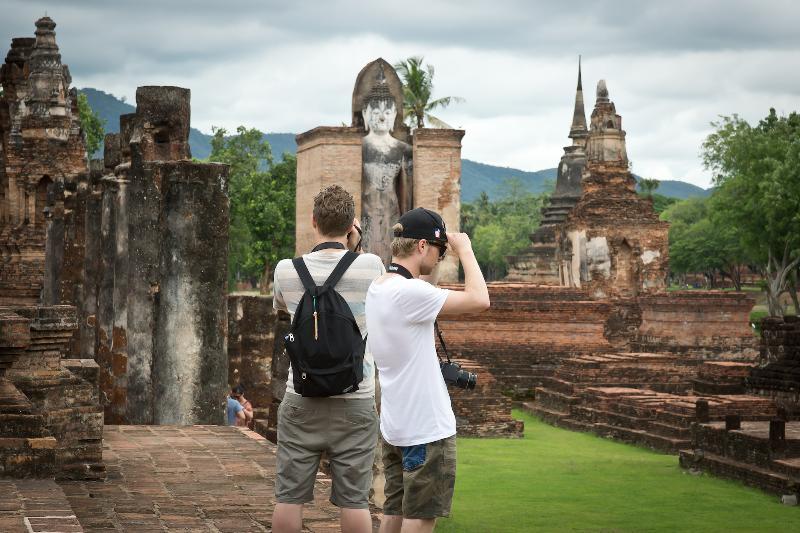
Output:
[
  {"xmin": 412, "ymin": 128, "xmax": 464, "ymax": 282},
  {"xmin": 41, "ymin": 180, "xmax": 65, "ymax": 305},
  {"xmin": 96, "ymin": 157, "xmax": 129, "ymax": 422},
  {"xmin": 152, "ymin": 161, "xmax": 229, "ymax": 425},
  {"xmin": 79, "ymin": 158, "xmax": 105, "ymax": 360},
  {"xmin": 125, "ymin": 142, "xmax": 160, "ymax": 423},
  {"xmin": 126, "ymin": 86, "xmax": 192, "ymax": 423},
  {"xmin": 294, "ymin": 127, "xmax": 363, "ymax": 255}
]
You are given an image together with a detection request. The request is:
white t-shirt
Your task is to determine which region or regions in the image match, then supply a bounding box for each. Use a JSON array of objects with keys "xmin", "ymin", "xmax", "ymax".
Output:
[
  {"xmin": 274, "ymin": 250, "xmax": 385, "ymax": 399},
  {"xmin": 365, "ymin": 275, "xmax": 455, "ymax": 446}
]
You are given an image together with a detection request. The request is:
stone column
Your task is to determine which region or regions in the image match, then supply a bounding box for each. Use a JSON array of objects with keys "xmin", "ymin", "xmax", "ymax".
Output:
[
  {"xmin": 96, "ymin": 175, "xmax": 128, "ymax": 423},
  {"xmin": 79, "ymin": 159, "xmax": 105, "ymax": 360},
  {"xmin": 294, "ymin": 127, "xmax": 362, "ymax": 255},
  {"xmin": 412, "ymin": 128, "xmax": 464, "ymax": 282},
  {"xmin": 41, "ymin": 182, "xmax": 65, "ymax": 305},
  {"xmin": 152, "ymin": 161, "xmax": 229, "ymax": 425},
  {"xmin": 125, "ymin": 146, "xmax": 161, "ymax": 424}
]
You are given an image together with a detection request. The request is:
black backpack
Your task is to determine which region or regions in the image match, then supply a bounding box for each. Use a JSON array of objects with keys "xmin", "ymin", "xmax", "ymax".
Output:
[{"xmin": 283, "ymin": 251, "xmax": 365, "ymax": 397}]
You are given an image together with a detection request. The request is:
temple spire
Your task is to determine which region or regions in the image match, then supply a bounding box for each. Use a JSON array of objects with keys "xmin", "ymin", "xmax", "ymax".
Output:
[{"xmin": 569, "ymin": 56, "xmax": 588, "ymax": 141}]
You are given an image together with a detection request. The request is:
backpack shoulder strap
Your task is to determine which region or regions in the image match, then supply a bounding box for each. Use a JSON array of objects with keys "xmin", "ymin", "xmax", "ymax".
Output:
[
  {"xmin": 322, "ymin": 251, "xmax": 359, "ymax": 289},
  {"xmin": 292, "ymin": 257, "xmax": 317, "ymax": 292}
]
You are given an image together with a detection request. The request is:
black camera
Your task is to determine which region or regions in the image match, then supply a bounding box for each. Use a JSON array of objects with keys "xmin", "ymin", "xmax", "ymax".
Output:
[{"xmin": 440, "ymin": 361, "xmax": 477, "ymax": 390}]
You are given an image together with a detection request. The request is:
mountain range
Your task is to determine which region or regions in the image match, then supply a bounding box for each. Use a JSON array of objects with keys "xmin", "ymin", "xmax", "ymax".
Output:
[{"xmin": 81, "ymin": 88, "xmax": 711, "ymax": 202}]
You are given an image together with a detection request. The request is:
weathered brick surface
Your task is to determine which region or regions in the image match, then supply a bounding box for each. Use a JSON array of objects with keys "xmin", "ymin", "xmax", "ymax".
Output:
[
  {"xmin": 412, "ymin": 128, "xmax": 464, "ymax": 283},
  {"xmin": 680, "ymin": 421, "xmax": 800, "ymax": 496},
  {"xmin": 0, "ymin": 478, "xmax": 84, "ymax": 533},
  {"xmin": 295, "ymin": 127, "xmax": 363, "ymax": 256},
  {"xmin": 563, "ymin": 162, "xmax": 670, "ymax": 298},
  {"xmin": 747, "ymin": 316, "xmax": 800, "ymax": 413},
  {"xmin": 0, "ymin": 18, "xmax": 89, "ymax": 307},
  {"xmin": 0, "ymin": 305, "xmax": 104, "ymax": 479},
  {"xmin": 227, "ymin": 294, "xmax": 275, "ymax": 420},
  {"xmin": 437, "ymin": 283, "xmax": 620, "ymax": 398},
  {"xmin": 58, "ymin": 425, "xmax": 341, "ymax": 532},
  {"xmin": 635, "ymin": 291, "xmax": 758, "ymax": 357},
  {"xmin": 447, "ymin": 359, "xmax": 523, "ymax": 438}
]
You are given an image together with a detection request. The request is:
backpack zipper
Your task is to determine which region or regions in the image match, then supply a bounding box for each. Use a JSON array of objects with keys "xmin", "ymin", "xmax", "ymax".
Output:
[{"xmin": 312, "ymin": 296, "xmax": 318, "ymax": 340}]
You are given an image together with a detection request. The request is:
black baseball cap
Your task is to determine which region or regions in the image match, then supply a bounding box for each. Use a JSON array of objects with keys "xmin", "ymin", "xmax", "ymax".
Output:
[{"xmin": 395, "ymin": 207, "xmax": 447, "ymax": 242}]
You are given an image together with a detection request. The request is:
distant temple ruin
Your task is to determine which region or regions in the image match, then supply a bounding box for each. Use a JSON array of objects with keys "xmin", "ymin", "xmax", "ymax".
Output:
[
  {"xmin": 507, "ymin": 63, "xmax": 669, "ymax": 298},
  {"xmin": 0, "ymin": 17, "xmax": 89, "ymax": 306}
]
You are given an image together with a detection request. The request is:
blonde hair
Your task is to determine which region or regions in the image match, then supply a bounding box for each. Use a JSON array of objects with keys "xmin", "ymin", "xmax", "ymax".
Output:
[{"xmin": 390, "ymin": 223, "xmax": 419, "ymax": 258}]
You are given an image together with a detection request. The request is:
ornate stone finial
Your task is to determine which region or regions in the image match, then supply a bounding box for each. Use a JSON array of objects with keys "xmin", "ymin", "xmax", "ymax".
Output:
[
  {"xmin": 596, "ymin": 79, "xmax": 609, "ymax": 103},
  {"xmin": 364, "ymin": 63, "xmax": 393, "ymax": 107}
]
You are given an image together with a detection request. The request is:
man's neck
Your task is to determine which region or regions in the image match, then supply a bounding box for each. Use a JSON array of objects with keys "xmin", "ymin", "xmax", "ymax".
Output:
[
  {"xmin": 389, "ymin": 257, "xmax": 420, "ymax": 278},
  {"xmin": 313, "ymin": 234, "xmax": 348, "ymax": 251}
]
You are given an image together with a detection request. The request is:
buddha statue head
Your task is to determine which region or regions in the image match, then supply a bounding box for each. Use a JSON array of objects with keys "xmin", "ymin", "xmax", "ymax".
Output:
[{"xmin": 362, "ymin": 65, "xmax": 397, "ymax": 134}]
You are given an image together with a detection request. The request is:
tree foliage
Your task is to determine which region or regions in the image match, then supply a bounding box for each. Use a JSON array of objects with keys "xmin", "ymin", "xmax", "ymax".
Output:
[
  {"xmin": 77, "ymin": 92, "xmax": 105, "ymax": 156},
  {"xmin": 394, "ymin": 56, "xmax": 464, "ymax": 129},
  {"xmin": 661, "ymin": 197, "xmax": 750, "ymax": 290},
  {"xmin": 701, "ymin": 109, "xmax": 800, "ymax": 315},
  {"xmin": 461, "ymin": 178, "xmax": 547, "ymax": 280},
  {"xmin": 209, "ymin": 126, "xmax": 296, "ymax": 289},
  {"xmin": 638, "ymin": 177, "xmax": 660, "ymax": 197}
]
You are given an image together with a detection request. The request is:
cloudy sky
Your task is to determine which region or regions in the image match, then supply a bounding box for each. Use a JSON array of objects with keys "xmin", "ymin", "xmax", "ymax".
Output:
[{"xmin": 2, "ymin": 0, "xmax": 798, "ymax": 188}]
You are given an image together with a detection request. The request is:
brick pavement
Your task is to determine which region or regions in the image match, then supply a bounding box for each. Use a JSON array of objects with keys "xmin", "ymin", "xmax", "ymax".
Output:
[
  {"xmin": 52, "ymin": 425, "xmax": 342, "ymax": 532},
  {"xmin": 0, "ymin": 478, "xmax": 83, "ymax": 532}
]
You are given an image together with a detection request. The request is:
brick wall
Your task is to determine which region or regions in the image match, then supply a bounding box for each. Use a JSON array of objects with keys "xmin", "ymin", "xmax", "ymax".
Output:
[
  {"xmin": 294, "ymin": 127, "xmax": 362, "ymax": 255},
  {"xmin": 635, "ymin": 291, "xmax": 758, "ymax": 357}
]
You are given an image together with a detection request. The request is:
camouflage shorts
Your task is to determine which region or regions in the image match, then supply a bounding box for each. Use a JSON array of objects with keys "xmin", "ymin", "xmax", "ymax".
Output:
[{"xmin": 381, "ymin": 435, "xmax": 457, "ymax": 519}]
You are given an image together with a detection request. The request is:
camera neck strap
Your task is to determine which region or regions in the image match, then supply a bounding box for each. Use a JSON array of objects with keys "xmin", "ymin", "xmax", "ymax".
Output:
[
  {"xmin": 388, "ymin": 262, "xmax": 452, "ymax": 364},
  {"xmin": 311, "ymin": 241, "xmax": 346, "ymax": 252}
]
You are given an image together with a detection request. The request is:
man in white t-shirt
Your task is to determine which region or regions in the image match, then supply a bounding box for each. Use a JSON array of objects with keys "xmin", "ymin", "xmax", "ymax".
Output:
[
  {"xmin": 271, "ymin": 185, "xmax": 385, "ymax": 533},
  {"xmin": 366, "ymin": 207, "xmax": 490, "ymax": 533}
]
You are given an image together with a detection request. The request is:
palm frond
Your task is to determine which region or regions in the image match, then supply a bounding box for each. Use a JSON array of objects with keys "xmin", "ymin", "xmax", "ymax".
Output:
[{"xmin": 425, "ymin": 114, "xmax": 453, "ymax": 129}]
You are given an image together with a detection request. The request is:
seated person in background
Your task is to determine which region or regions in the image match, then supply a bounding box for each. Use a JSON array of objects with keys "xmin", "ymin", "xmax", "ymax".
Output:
[
  {"xmin": 232, "ymin": 384, "xmax": 254, "ymax": 428},
  {"xmin": 226, "ymin": 389, "xmax": 246, "ymax": 426}
]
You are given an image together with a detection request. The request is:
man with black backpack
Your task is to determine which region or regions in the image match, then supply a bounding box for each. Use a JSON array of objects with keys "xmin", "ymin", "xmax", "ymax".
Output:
[{"xmin": 271, "ymin": 185, "xmax": 385, "ymax": 533}]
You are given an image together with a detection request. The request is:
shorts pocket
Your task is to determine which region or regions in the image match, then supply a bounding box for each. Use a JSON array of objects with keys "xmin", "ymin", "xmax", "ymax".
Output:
[
  {"xmin": 282, "ymin": 403, "xmax": 315, "ymax": 425},
  {"xmin": 344, "ymin": 405, "xmax": 377, "ymax": 427},
  {"xmin": 400, "ymin": 444, "xmax": 427, "ymax": 472}
]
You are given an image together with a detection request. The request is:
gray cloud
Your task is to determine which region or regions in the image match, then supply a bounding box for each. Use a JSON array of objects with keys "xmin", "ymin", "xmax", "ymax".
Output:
[{"xmin": 2, "ymin": 0, "xmax": 798, "ymax": 187}]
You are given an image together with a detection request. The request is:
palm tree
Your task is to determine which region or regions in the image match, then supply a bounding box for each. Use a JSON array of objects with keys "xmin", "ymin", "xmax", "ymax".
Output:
[
  {"xmin": 638, "ymin": 177, "xmax": 660, "ymax": 197},
  {"xmin": 394, "ymin": 56, "xmax": 464, "ymax": 129}
]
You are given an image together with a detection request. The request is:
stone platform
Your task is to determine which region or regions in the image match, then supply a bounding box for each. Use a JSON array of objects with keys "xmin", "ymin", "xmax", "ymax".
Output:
[
  {"xmin": 1, "ymin": 425, "xmax": 343, "ymax": 532},
  {"xmin": 680, "ymin": 421, "xmax": 800, "ymax": 496},
  {"xmin": 526, "ymin": 352, "xmax": 777, "ymax": 453}
]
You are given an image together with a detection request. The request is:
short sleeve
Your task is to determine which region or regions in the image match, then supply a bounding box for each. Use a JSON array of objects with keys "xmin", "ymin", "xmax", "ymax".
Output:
[
  {"xmin": 234, "ymin": 400, "xmax": 243, "ymax": 413},
  {"xmin": 273, "ymin": 259, "xmax": 288, "ymax": 312},
  {"xmin": 397, "ymin": 279, "xmax": 449, "ymax": 324},
  {"xmin": 374, "ymin": 255, "xmax": 387, "ymax": 277}
]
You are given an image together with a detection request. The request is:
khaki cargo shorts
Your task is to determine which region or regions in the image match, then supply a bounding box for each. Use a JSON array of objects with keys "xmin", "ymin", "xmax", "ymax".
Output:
[
  {"xmin": 382, "ymin": 434, "xmax": 457, "ymax": 519},
  {"xmin": 275, "ymin": 393, "xmax": 378, "ymax": 509}
]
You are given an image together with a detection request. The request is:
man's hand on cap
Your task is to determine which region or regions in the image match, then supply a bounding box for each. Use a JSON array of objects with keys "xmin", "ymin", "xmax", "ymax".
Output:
[{"xmin": 445, "ymin": 232, "xmax": 472, "ymax": 256}]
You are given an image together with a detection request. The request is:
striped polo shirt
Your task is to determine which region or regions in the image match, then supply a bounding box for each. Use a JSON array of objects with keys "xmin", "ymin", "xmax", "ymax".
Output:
[{"xmin": 273, "ymin": 249, "xmax": 386, "ymax": 399}]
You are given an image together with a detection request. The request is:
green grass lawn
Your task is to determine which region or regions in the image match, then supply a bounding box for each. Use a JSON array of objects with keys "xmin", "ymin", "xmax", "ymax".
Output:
[{"xmin": 436, "ymin": 410, "xmax": 800, "ymax": 532}]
